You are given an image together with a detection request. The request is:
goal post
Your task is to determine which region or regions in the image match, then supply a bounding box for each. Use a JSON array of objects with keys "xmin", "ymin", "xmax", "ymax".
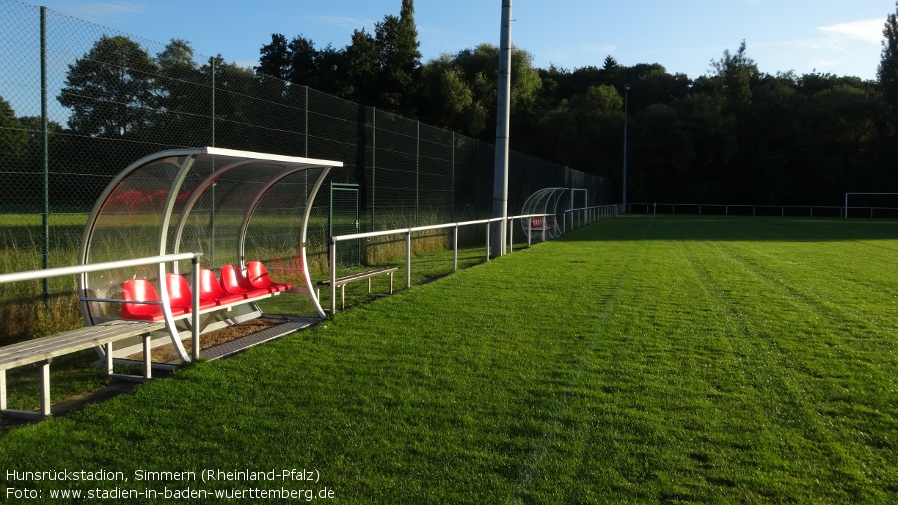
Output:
[
  {"xmin": 568, "ymin": 188, "xmax": 587, "ymax": 231},
  {"xmin": 844, "ymin": 192, "xmax": 898, "ymax": 218}
]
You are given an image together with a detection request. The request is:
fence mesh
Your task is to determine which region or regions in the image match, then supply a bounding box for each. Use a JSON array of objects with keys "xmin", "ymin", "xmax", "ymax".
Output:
[{"xmin": 0, "ymin": 0, "xmax": 612, "ymax": 280}]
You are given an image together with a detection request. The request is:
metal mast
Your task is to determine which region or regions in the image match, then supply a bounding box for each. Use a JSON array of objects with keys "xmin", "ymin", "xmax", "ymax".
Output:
[{"xmin": 491, "ymin": 0, "xmax": 512, "ymax": 257}]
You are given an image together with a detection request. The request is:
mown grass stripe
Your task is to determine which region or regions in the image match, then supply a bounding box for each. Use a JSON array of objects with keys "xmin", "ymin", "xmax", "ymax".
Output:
[{"xmin": 509, "ymin": 216, "xmax": 658, "ymax": 503}]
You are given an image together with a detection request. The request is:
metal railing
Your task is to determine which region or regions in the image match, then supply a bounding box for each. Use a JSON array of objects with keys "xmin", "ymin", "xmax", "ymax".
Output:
[
  {"xmin": 326, "ymin": 205, "xmax": 621, "ymax": 315},
  {"xmin": 564, "ymin": 204, "xmax": 621, "ymax": 231},
  {"xmin": 625, "ymin": 202, "xmax": 898, "ymax": 219},
  {"xmin": 0, "ymin": 252, "xmax": 204, "ymax": 360},
  {"xmin": 327, "ymin": 214, "xmax": 544, "ymax": 316}
]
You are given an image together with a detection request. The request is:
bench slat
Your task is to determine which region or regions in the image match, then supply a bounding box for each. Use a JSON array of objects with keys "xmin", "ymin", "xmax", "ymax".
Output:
[
  {"xmin": 0, "ymin": 320, "xmax": 163, "ymax": 370},
  {"xmin": 0, "ymin": 321, "xmax": 156, "ymax": 356},
  {"xmin": 317, "ymin": 267, "xmax": 398, "ymax": 287},
  {"xmin": 0, "ymin": 320, "xmax": 159, "ymax": 358}
]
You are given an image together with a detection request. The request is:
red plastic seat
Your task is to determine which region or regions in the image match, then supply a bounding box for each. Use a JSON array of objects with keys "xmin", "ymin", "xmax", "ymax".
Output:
[
  {"xmin": 121, "ymin": 279, "xmax": 186, "ymax": 321},
  {"xmin": 198, "ymin": 269, "xmax": 244, "ymax": 306},
  {"xmin": 166, "ymin": 273, "xmax": 217, "ymax": 311},
  {"xmin": 246, "ymin": 260, "xmax": 291, "ymax": 293},
  {"xmin": 219, "ymin": 264, "xmax": 270, "ymax": 299}
]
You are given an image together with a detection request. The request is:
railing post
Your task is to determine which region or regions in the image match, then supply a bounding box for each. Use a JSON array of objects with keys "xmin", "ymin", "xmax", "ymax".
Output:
[
  {"xmin": 485, "ymin": 221, "xmax": 491, "ymax": 261},
  {"xmin": 453, "ymin": 225, "xmax": 459, "ymax": 271},
  {"xmin": 507, "ymin": 216, "xmax": 514, "ymax": 252},
  {"xmin": 406, "ymin": 230, "xmax": 412, "ymax": 288},
  {"xmin": 329, "ymin": 238, "xmax": 337, "ymax": 316}
]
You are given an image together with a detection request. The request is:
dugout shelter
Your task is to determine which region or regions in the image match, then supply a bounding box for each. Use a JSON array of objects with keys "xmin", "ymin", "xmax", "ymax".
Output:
[
  {"xmin": 78, "ymin": 147, "xmax": 341, "ymax": 362},
  {"xmin": 520, "ymin": 187, "xmax": 581, "ymax": 242}
]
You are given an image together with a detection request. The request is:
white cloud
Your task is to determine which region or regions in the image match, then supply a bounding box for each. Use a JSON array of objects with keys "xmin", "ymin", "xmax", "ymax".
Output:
[{"xmin": 818, "ymin": 19, "xmax": 883, "ymax": 44}]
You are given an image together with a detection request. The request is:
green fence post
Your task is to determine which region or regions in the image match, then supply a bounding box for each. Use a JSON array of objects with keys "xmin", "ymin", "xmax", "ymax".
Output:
[{"xmin": 40, "ymin": 6, "xmax": 50, "ymax": 298}]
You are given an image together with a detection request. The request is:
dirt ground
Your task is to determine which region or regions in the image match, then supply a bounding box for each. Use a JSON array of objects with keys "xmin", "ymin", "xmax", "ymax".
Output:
[{"xmin": 127, "ymin": 318, "xmax": 284, "ymax": 363}]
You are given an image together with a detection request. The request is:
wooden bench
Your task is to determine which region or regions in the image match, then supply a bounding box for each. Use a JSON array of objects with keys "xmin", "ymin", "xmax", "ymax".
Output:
[
  {"xmin": 0, "ymin": 319, "xmax": 164, "ymax": 419},
  {"xmin": 316, "ymin": 266, "xmax": 398, "ymax": 311}
]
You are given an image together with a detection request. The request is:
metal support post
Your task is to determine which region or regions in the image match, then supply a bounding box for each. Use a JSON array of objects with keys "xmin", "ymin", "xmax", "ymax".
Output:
[
  {"xmin": 191, "ymin": 256, "xmax": 201, "ymax": 360},
  {"xmin": 0, "ymin": 370, "xmax": 6, "ymax": 411},
  {"xmin": 105, "ymin": 342, "xmax": 114, "ymax": 375},
  {"xmin": 453, "ymin": 225, "xmax": 459, "ymax": 271},
  {"xmin": 39, "ymin": 362, "xmax": 51, "ymax": 417},
  {"xmin": 143, "ymin": 335, "xmax": 152, "ymax": 379},
  {"xmin": 485, "ymin": 222, "xmax": 491, "ymax": 261},
  {"xmin": 406, "ymin": 231, "xmax": 412, "ymax": 288},
  {"xmin": 329, "ymin": 238, "xmax": 337, "ymax": 316},
  {"xmin": 507, "ymin": 217, "xmax": 514, "ymax": 252}
]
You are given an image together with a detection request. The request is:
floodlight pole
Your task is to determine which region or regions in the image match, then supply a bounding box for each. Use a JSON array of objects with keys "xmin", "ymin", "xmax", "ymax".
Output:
[{"xmin": 491, "ymin": 0, "xmax": 512, "ymax": 257}]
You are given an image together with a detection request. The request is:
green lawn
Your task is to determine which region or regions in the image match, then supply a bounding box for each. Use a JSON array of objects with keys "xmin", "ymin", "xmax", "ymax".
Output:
[{"xmin": 1, "ymin": 215, "xmax": 897, "ymax": 503}]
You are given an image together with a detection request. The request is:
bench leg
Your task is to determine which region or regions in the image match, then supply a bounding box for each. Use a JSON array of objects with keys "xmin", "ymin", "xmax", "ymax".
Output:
[
  {"xmin": 39, "ymin": 362, "xmax": 51, "ymax": 417},
  {"xmin": 143, "ymin": 334, "xmax": 152, "ymax": 380},
  {"xmin": 340, "ymin": 285, "xmax": 346, "ymax": 311},
  {"xmin": 368, "ymin": 277, "xmax": 372, "ymax": 294},
  {"xmin": 389, "ymin": 272, "xmax": 394, "ymax": 294},
  {"xmin": 0, "ymin": 368, "xmax": 51, "ymax": 420},
  {"xmin": 105, "ymin": 342, "xmax": 114, "ymax": 376},
  {"xmin": 0, "ymin": 370, "xmax": 6, "ymax": 411}
]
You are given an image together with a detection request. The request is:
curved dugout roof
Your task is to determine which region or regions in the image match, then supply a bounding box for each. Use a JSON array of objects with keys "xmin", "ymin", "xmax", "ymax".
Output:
[
  {"xmin": 520, "ymin": 187, "xmax": 568, "ymax": 241},
  {"xmin": 78, "ymin": 147, "xmax": 341, "ymax": 361}
]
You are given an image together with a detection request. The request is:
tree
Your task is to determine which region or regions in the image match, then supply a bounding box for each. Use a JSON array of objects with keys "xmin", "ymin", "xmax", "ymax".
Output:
[
  {"xmin": 341, "ymin": 29, "xmax": 381, "ymax": 104},
  {"xmin": 419, "ymin": 55, "xmax": 477, "ymax": 132},
  {"xmin": 156, "ymin": 39, "xmax": 207, "ymax": 145},
  {"xmin": 374, "ymin": 0, "xmax": 422, "ymax": 114},
  {"xmin": 0, "ymin": 96, "xmax": 27, "ymax": 160},
  {"xmin": 58, "ymin": 35, "xmax": 160, "ymax": 138},
  {"xmin": 287, "ymin": 35, "xmax": 320, "ymax": 85},
  {"xmin": 878, "ymin": 2, "xmax": 898, "ymax": 109},
  {"xmin": 201, "ymin": 55, "xmax": 258, "ymax": 149},
  {"xmin": 708, "ymin": 41, "xmax": 758, "ymax": 112},
  {"xmin": 430, "ymin": 43, "xmax": 540, "ymax": 139},
  {"xmin": 256, "ymin": 34, "xmax": 291, "ymax": 80}
]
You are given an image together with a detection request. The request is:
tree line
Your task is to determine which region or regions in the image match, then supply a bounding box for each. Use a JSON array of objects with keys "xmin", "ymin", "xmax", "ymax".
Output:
[{"xmin": 3, "ymin": 0, "xmax": 898, "ymax": 207}]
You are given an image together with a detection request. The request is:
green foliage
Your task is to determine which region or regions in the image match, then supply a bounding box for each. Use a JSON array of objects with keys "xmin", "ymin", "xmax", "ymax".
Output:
[
  {"xmin": 375, "ymin": 0, "xmax": 421, "ymax": 116},
  {"xmin": 418, "ymin": 43, "xmax": 541, "ymax": 139},
  {"xmin": 341, "ymin": 29, "xmax": 381, "ymax": 104},
  {"xmin": 878, "ymin": 3, "xmax": 898, "ymax": 109},
  {"xmin": 256, "ymin": 33, "xmax": 290, "ymax": 80},
  {"xmin": 0, "ymin": 96, "xmax": 27, "ymax": 160},
  {"xmin": 58, "ymin": 35, "xmax": 160, "ymax": 138}
]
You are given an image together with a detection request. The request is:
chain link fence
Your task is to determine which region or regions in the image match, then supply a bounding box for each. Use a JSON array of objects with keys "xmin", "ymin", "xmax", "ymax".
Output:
[{"xmin": 0, "ymin": 0, "xmax": 612, "ymax": 335}]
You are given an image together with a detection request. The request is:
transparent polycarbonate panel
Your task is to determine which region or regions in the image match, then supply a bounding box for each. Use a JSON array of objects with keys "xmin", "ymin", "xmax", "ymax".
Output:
[
  {"xmin": 244, "ymin": 168, "xmax": 324, "ymax": 289},
  {"xmin": 175, "ymin": 162, "xmax": 289, "ymax": 269},
  {"xmin": 82, "ymin": 155, "xmax": 188, "ymax": 317}
]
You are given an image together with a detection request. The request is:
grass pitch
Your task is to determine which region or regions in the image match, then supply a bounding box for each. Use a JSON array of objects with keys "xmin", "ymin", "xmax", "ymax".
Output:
[{"xmin": 0, "ymin": 215, "xmax": 896, "ymax": 503}]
